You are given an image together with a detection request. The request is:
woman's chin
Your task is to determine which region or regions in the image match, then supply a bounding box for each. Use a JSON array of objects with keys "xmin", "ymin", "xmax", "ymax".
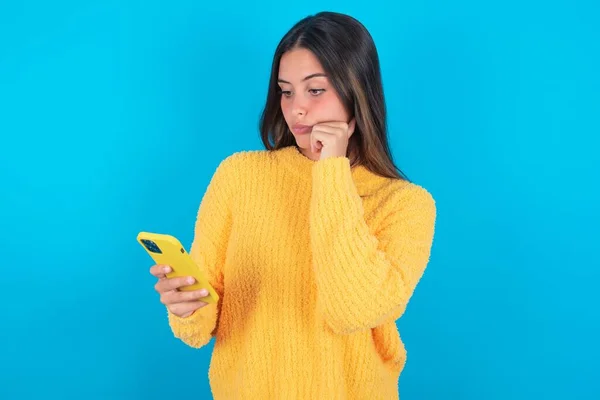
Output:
[
  {"xmin": 293, "ymin": 135, "xmax": 310, "ymax": 149},
  {"xmin": 292, "ymin": 140, "xmax": 320, "ymax": 160}
]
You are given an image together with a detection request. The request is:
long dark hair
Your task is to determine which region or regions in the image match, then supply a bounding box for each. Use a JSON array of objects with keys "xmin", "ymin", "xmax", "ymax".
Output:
[{"xmin": 259, "ymin": 11, "xmax": 409, "ymax": 181}]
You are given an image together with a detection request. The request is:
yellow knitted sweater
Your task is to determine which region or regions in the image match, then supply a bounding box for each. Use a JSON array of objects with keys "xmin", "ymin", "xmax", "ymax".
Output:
[{"xmin": 167, "ymin": 145, "xmax": 436, "ymax": 399}]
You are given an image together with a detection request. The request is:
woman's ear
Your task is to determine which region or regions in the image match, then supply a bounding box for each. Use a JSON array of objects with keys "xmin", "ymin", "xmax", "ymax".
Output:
[{"xmin": 348, "ymin": 118, "xmax": 356, "ymax": 138}]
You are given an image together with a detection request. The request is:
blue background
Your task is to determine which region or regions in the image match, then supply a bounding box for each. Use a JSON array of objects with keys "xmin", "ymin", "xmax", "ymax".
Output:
[{"xmin": 1, "ymin": 1, "xmax": 598, "ymax": 399}]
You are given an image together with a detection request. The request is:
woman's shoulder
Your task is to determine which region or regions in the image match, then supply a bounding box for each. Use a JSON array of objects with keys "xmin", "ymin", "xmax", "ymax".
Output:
[
  {"xmin": 367, "ymin": 175, "xmax": 435, "ymax": 215},
  {"xmin": 385, "ymin": 179, "xmax": 436, "ymax": 217},
  {"xmin": 215, "ymin": 149, "xmax": 273, "ymax": 172},
  {"xmin": 223, "ymin": 150, "xmax": 272, "ymax": 164}
]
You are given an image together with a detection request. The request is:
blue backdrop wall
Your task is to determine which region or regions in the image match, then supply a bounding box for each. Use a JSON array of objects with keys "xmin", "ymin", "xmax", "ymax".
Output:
[{"xmin": 1, "ymin": 1, "xmax": 598, "ymax": 399}]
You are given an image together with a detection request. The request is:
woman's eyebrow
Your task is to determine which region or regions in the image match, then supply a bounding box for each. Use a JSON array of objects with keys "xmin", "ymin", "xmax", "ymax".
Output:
[{"xmin": 277, "ymin": 73, "xmax": 328, "ymax": 84}]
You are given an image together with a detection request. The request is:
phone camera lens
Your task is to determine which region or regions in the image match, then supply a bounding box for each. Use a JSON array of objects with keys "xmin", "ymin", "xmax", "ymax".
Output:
[{"xmin": 142, "ymin": 239, "xmax": 162, "ymax": 254}]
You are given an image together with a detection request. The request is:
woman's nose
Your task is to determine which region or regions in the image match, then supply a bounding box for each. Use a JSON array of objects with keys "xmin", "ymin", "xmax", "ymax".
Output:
[{"xmin": 291, "ymin": 97, "xmax": 308, "ymax": 117}]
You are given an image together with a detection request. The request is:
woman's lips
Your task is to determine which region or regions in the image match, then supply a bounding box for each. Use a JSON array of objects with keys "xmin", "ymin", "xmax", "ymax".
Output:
[{"xmin": 292, "ymin": 124, "xmax": 313, "ymax": 134}]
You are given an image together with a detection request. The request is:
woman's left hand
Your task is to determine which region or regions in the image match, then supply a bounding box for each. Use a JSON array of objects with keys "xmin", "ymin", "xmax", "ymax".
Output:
[{"xmin": 310, "ymin": 119, "xmax": 356, "ymax": 161}]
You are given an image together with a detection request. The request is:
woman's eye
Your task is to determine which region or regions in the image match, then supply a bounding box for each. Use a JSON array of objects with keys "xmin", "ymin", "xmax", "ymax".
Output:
[
  {"xmin": 309, "ymin": 89, "xmax": 325, "ymax": 96},
  {"xmin": 280, "ymin": 90, "xmax": 292, "ymax": 97}
]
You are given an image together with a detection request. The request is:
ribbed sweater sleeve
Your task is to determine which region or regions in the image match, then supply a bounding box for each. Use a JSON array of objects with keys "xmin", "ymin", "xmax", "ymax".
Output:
[
  {"xmin": 167, "ymin": 156, "xmax": 235, "ymax": 348},
  {"xmin": 310, "ymin": 156, "xmax": 436, "ymax": 335}
]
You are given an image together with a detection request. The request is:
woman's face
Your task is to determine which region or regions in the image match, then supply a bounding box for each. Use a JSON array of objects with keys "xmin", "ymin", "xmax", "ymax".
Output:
[{"xmin": 278, "ymin": 47, "xmax": 351, "ymax": 160}]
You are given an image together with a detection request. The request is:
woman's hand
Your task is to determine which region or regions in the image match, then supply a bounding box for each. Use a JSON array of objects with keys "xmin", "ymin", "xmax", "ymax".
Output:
[
  {"xmin": 310, "ymin": 119, "xmax": 356, "ymax": 161},
  {"xmin": 150, "ymin": 264, "xmax": 210, "ymax": 318}
]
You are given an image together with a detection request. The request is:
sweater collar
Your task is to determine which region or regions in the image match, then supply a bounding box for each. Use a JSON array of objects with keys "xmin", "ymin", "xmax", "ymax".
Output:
[{"xmin": 273, "ymin": 145, "xmax": 377, "ymax": 190}]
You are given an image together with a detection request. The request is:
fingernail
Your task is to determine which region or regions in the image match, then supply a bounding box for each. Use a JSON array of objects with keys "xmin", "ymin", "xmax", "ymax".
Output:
[
  {"xmin": 200, "ymin": 289, "xmax": 208, "ymax": 296},
  {"xmin": 163, "ymin": 266, "xmax": 171, "ymax": 273},
  {"xmin": 187, "ymin": 277, "xmax": 195, "ymax": 284}
]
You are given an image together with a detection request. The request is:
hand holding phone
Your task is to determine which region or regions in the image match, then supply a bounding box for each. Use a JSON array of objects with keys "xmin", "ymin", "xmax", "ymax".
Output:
[
  {"xmin": 149, "ymin": 264, "xmax": 210, "ymax": 318},
  {"xmin": 138, "ymin": 232, "xmax": 220, "ymax": 318}
]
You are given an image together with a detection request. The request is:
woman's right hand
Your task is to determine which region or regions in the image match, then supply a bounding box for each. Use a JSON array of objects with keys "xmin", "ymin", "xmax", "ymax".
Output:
[{"xmin": 150, "ymin": 264, "xmax": 211, "ymax": 318}]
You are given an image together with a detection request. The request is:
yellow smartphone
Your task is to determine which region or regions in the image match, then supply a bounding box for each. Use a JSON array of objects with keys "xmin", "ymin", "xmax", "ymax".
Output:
[{"xmin": 137, "ymin": 231, "xmax": 219, "ymax": 304}]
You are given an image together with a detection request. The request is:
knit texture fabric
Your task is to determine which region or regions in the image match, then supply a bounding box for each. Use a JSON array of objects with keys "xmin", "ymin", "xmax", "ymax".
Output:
[{"xmin": 167, "ymin": 145, "xmax": 436, "ymax": 399}]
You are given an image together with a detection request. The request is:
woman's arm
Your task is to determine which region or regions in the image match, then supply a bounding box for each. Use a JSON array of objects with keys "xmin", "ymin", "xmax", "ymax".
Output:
[
  {"xmin": 167, "ymin": 156, "xmax": 235, "ymax": 348},
  {"xmin": 310, "ymin": 157, "xmax": 436, "ymax": 335}
]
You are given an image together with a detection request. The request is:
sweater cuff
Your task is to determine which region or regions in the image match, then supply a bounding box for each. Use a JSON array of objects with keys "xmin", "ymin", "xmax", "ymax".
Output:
[
  {"xmin": 312, "ymin": 156, "xmax": 363, "ymax": 223},
  {"xmin": 312, "ymin": 156, "xmax": 358, "ymax": 194},
  {"xmin": 167, "ymin": 305, "xmax": 211, "ymax": 326}
]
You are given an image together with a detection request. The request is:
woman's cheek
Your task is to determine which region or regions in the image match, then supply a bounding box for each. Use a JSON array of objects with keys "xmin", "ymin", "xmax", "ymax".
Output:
[
  {"xmin": 315, "ymin": 96, "xmax": 342, "ymax": 121},
  {"xmin": 280, "ymin": 99, "xmax": 291, "ymax": 121}
]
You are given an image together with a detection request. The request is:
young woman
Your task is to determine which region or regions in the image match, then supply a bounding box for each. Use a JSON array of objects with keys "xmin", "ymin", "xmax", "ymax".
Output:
[{"xmin": 149, "ymin": 11, "xmax": 436, "ymax": 399}]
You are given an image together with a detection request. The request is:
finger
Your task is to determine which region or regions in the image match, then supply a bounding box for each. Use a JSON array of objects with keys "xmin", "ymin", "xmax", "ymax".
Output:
[
  {"xmin": 314, "ymin": 121, "xmax": 348, "ymax": 130},
  {"xmin": 311, "ymin": 130, "xmax": 331, "ymax": 152},
  {"xmin": 311, "ymin": 131, "xmax": 324, "ymax": 153},
  {"xmin": 155, "ymin": 276, "xmax": 195, "ymax": 293},
  {"xmin": 168, "ymin": 300, "xmax": 209, "ymax": 317},
  {"xmin": 161, "ymin": 288, "xmax": 209, "ymax": 305},
  {"xmin": 313, "ymin": 124, "xmax": 350, "ymax": 140},
  {"xmin": 150, "ymin": 264, "xmax": 172, "ymax": 279},
  {"xmin": 311, "ymin": 124, "xmax": 344, "ymax": 135}
]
